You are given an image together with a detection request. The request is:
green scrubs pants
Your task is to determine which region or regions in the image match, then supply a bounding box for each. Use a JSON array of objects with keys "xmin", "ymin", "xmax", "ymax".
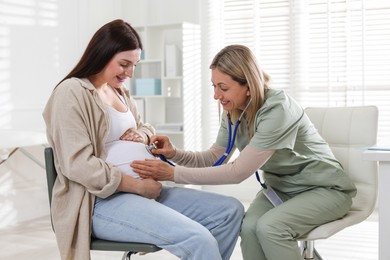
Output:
[{"xmin": 240, "ymin": 187, "xmax": 352, "ymax": 260}]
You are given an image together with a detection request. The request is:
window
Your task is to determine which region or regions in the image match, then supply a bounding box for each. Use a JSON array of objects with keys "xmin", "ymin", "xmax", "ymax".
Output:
[{"xmin": 203, "ymin": 0, "xmax": 390, "ymax": 145}]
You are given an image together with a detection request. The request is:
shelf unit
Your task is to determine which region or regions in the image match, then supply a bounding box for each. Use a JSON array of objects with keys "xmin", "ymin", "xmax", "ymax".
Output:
[{"xmin": 129, "ymin": 23, "xmax": 201, "ymax": 150}]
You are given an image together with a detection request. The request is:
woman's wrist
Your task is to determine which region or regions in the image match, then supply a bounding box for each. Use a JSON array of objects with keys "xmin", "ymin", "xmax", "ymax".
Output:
[{"xmin": 118, "ymin": 175, "xmax": 144, "ymax": 194}]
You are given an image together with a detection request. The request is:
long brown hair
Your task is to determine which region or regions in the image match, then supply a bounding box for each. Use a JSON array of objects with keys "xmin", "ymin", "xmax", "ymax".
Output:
[
  {"xmin": 210, "ymin": 45, "xmax": 270, "ymax": 137},
  {"xmin": 58, "ymin": 19, "xmax": 142, "ymax": 86}
]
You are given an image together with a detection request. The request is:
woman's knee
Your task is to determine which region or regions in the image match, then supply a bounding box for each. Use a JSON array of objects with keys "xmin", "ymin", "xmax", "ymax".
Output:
[
  {"xmin": 256, "ymin": 219, "xmax": 275, "ymax": 240},
  {"xmin": 183, "ymin": 228, "xmax": 221, "ymax": 258},
  {"xmin": 256, "ymin": 215, "xmax": 295, "ymax": 242},
  {"xmin": 241, "ymin": 213, "xmax": 285, "ymax": 239},
  {"xmin": 228, "ymin": 197, "xmax": 245, "ymax": 220},
  {"xmin": 211, "ymin": 196, "xmax": 244, "ymax": 225},
  {"xmin": 240, "ymin": 212, "xmax": 258, "ymax": 239},
  {"xmin": 196, "ymin": 229, "xmax": 219, "ymax": 246},
  {"xmin": 241, "ymin": 218, "xmax": 277, "ymax": 241}
]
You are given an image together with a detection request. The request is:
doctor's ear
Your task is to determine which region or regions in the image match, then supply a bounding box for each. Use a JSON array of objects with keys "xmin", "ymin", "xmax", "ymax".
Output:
[{"xmin": 247, "ymin": 90, "xmax": 250, "ymax": 96}]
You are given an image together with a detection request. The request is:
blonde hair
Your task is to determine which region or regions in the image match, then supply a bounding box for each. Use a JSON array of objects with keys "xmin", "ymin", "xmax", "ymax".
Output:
[{"xmin": 210, "ymin": 45, "xmax": 270, "ymax": 137}]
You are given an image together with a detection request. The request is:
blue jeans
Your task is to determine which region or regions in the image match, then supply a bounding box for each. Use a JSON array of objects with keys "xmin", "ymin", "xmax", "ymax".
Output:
[{"xmin": 92, "ymin": 186, "xmax": 244, "ymax": 260}]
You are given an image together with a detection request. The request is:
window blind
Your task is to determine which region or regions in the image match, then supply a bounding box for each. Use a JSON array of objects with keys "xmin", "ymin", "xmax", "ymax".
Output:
[{"xmin": 204, "ymin": 0, "xmax": 390, "ymax": 144}]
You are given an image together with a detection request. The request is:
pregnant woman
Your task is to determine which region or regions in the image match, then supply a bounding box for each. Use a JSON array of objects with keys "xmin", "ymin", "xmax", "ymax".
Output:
[{"xmin": 43, "ymin": 19, "xmax": 244, "ymax": 260}]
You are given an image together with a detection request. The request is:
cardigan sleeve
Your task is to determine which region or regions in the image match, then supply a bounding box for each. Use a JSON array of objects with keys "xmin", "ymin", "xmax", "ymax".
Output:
[{"xmin": 43, "ymin": 79, "xmax": 122, "ymax": 198}]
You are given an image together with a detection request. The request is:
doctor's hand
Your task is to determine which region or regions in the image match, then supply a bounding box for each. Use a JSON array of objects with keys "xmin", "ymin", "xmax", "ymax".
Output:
[
  {"xmin": 149, "ymin": 135, "xmax": 176, "ymax": 159},
  {"xmin": 131, "ymin": 159, "xmax": 175, "ymax": 182},
  {"xmin": 120, "ymin": 128, "xmax": 148, "ymax": 144}
]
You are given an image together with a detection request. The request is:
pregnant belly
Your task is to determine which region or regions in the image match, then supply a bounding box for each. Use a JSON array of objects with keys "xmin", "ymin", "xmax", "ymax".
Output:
[{"xmin": 105, "ymin": 140, "xmax": 157, "ymax": 178}]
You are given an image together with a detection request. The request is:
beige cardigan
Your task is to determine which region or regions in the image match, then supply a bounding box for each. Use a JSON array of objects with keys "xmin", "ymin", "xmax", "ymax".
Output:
[{"xmin": 42, "ymin": 78, "xmax": 155, "ymax": 260}]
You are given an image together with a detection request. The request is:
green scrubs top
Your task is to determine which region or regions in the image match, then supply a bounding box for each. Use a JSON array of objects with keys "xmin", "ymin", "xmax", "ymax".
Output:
[{"xmin": 216, "ymin": 89, "xmax": 356, "ymax": 196}]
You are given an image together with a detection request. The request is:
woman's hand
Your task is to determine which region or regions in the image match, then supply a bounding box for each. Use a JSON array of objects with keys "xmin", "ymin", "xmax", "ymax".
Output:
[
  {"xmin": 137, "ymin": 179, "xmax": 162, "ymax": 199},
  {"xmin": 120, "ymin": 128, "xmax": 148, "ymax": 144},
  {"xmin": 117, "ymin": 175, "xmax": 162, "ymax": 199},
  {"xmin": 149, "ymin": 135, "xmax": 176, "ymax": 159},
  {"xmin": 131, "ymin": 159, "xmax": 175, "ymax": 181}
]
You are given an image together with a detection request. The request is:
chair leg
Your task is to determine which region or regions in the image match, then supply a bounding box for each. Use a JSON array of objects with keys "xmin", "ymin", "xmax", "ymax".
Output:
[
  {"xmin": 300, "ymin": 240, "xmax": 323, "ymax": 260},
  {"xmin": 121, "ymin": 251, "xmax": 135, "ymax": 260}
]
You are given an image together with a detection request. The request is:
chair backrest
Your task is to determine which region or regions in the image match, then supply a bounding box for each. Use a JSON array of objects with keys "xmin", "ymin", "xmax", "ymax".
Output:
[
  {"xmin": 44, "ymin": 147, "xmax": 57, "ymax": 208},
  {"xmin": 301, "ymin": 106, "xmax": 378, "ymax": 239}
]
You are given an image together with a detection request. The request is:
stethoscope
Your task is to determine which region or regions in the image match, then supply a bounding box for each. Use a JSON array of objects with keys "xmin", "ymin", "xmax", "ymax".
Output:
[
  {"xmin": 211, "ymin": 98, "xmax": 267, "ymax": 188},
  {"xmin": 146, "ymin": 142, "xmax": 176, "ymax": 167},
  {"xmin": 146, "ymin": 97, "xmax": 268, "ymax": 188},
  {"xmin": 212, "ymin": 97, "xmax": 250, "ymax": 167}
]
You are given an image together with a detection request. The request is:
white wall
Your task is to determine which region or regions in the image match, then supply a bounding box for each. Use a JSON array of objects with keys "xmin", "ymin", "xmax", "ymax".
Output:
[
  {"xmin": 0, "ymin": 0, "xmax": 126, "ymax": 132},
  {"xmin": 123, "ymin": 0, "xmax": 200, "ymax": 26}
]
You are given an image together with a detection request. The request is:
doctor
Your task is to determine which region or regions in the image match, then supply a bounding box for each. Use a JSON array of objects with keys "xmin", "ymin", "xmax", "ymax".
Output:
[{"xmin": 131, "ymin": 44, "xmax": 357, "ymax": 260}]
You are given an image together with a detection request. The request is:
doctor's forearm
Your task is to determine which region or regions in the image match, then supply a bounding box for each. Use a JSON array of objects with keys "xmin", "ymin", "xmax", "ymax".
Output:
[{"xmin": 174, "ymin": 146, "xmax": 274, "ymax": 185}]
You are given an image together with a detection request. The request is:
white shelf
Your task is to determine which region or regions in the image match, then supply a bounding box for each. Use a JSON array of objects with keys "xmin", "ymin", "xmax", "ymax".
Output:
[
  {"xmin": 139, "ymin": 59, "xmax": 162, "ymax": 63},
  {"xmin": 130, "ymin": 22, "xmax": 201, "ymax": 150},
  {"xmin": 163, "ymin": 76, "xmax": 182, "ymax": 80},
  {"xmin": 156, "ymin": 130, "xmax": 184, "ymax": 135}
]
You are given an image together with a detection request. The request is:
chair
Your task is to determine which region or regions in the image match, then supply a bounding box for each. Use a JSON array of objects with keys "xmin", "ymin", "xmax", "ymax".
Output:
[
  {"xmin": 44, "ymin": 147, "xmax": 161, "ymax": 260},
  {"xmin": 298, "ymin": 106, "xmax": 379, "ymax": 259}
]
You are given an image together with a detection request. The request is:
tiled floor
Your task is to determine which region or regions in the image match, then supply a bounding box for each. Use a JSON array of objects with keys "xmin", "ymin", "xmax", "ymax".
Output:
[{"xmin": 0, "ymin": 147, "xmax": 379, "ymax": 260}]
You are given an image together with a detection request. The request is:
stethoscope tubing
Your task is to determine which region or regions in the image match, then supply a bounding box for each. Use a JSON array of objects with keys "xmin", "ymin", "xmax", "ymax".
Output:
[
  {"xmin": 159, "ymin": 154, "xmax": 175, "ymax": 167},
  {"xmin": 213, "ymin": 114, "xmax": 240, "ymax": 166}
]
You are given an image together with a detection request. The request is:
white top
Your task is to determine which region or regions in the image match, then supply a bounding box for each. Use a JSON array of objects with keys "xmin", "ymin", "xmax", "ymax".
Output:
[
  {"xmin": 105, "ymin": 140, "xmax": 157, "ymax": 178},
  {"xmin": 105, "ymin": 102, "xmax": 157, "ymax": 178},
  {"xmin": 105, "ymin": 97, "xmax": 135, "ymax": 143}
]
